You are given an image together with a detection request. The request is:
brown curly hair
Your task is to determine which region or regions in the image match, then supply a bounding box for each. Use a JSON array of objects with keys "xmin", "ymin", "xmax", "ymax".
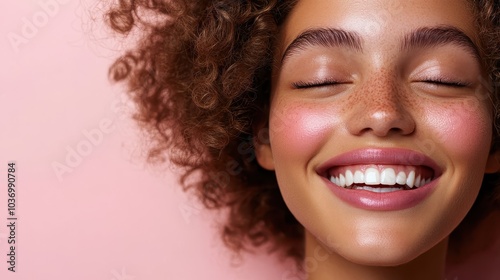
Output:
[{"xmin": 106, "ymin": 0, "xmax": 500, "ymax": 263}]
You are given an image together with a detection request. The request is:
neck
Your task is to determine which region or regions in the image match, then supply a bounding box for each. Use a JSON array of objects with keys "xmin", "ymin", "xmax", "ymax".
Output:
[{"xmin": 304, "ymin": 231, "xmax": 448, "ymax": 280}]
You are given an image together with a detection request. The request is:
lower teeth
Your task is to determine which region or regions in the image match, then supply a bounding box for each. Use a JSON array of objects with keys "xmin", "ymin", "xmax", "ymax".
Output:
[{"xmin": 353, "ymin": 186, "xmax": 404, "ymax": 193}]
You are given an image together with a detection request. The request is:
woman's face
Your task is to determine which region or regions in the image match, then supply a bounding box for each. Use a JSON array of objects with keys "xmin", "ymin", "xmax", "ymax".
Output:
[{"xmin": 256, "ymin": 0, "xmax": 499, "ymax": 265}]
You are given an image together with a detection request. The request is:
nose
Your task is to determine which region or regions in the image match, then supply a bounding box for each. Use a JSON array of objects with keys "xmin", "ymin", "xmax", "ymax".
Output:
[{"xmin": 346, "ymin": 76, "xmax": 416, "ymax": 137}]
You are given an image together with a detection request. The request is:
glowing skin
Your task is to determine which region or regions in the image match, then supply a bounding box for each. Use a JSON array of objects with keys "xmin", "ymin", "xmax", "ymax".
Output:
[{"xmin": 255, "ymin": 0, "xmax": 500, "ymax": 279}]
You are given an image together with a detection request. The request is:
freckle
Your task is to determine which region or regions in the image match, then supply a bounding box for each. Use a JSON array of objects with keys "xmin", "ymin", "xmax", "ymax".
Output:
[{"xmin": 347, "ymin": 70, "xmax": 416, "ymax": 115}]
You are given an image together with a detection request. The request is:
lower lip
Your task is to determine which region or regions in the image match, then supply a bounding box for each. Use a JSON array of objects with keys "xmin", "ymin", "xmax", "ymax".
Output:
[{"xmin": 322, "ymin": 177, "xmax": 439, "ymax": 211}]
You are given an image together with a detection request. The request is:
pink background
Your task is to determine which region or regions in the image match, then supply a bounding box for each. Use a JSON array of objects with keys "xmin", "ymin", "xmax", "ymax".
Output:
[
  {"xmin": 1, "ymin": 1, "xmax": 500, "ymax": 280},
  {"xmin": 0, "ymin": 1, "xmax": 293, "ymax": 279}
]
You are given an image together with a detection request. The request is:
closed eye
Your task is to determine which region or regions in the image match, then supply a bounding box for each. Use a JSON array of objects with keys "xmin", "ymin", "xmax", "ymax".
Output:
[
  {"xmin": 292, "ymin": 79, "xmax": 344, "ymax": 89},
  {"xmin": 422, "ymin": 79, "xmax": 471, "ymax": 88}
]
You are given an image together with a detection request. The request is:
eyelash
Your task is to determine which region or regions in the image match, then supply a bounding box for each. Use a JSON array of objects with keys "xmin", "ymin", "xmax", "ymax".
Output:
[
  {"xmin": 421, "ymin": 78, "xmax": 471, "ymax": 88},
  {"xmin": 292, "ymin": 79, "xmax": 342, "ymax": 89}
]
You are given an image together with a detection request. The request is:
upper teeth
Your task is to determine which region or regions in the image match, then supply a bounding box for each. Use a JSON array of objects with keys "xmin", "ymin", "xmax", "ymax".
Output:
[{"xmin": 329, "ymin": 167, "xmax": 431, "ymax": 189}]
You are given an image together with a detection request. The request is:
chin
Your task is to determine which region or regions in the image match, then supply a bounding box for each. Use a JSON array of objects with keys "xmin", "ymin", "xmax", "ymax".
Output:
[
  {"xmin": 346, "ymin": 250, "xmax": 420, "ymax": 267},
  {"xmin": 335, "ymin": 238, "xmax": 445, "ymax": 268}
]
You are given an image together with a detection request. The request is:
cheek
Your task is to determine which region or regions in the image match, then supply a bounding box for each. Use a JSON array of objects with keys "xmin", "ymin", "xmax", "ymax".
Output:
[
  {"xmin": 269, "ymin": 102, "xmax": 339, "ymax": 161},
  {"xmin": 423, "ymin": 99, "xmax": 492, "ymax": 160}
]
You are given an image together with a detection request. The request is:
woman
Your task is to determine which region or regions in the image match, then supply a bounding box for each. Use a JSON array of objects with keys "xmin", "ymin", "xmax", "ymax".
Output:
[{"xmin": 107, "ymin": 0, "xmax": 500, "ymax": 279}]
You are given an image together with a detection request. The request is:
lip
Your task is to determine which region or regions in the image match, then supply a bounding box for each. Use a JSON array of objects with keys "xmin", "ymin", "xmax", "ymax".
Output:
[{"xmin": 316, "ymin": 148, "xmax": 442, "ymax": 211}]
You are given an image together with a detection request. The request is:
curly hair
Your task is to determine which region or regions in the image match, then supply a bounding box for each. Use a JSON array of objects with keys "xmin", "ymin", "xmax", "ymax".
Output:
[{"xmin": 106, "ymin": 0, "xmax": 500, "ymax": 263}]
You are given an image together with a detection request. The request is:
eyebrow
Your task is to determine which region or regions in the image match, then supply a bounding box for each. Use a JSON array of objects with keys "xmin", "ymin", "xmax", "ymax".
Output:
[
  {"xmin": 401, "ymin": 26, "xmax": 480, "ymax": 60},
  {"xmin": 280, "ymin": 28, "xmax": 363, "ymax": 63},
  {"xmin": 280, "ymin": 25, "xmax": 480, "ymax": 65}
]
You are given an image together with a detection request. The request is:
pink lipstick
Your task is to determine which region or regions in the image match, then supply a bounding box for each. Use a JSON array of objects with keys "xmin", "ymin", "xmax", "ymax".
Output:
[{"xmin": 316, "ymin": 148, "xmax": 442, "ymax": 211}]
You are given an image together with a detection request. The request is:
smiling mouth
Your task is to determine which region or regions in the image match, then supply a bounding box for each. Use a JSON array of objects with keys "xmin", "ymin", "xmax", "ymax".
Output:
[{"xmin": 327, "ymin": 165, "xmax": 436, "ymax": 192}]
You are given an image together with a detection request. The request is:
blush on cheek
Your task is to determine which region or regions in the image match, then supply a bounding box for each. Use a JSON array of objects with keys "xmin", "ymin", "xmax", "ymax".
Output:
[
  {"xmin": 269, "ymin": 104, "xmax": 335, "ymax": 159},
  {"xmin": 425, "ymin": 103, "xmax": 492, "ymax": 160}
]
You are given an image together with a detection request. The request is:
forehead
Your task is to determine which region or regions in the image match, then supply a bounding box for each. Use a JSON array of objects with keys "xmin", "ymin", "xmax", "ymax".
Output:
[{"xmin": 277, "ymin": 0, "xmax": 478, "ymax": 56}]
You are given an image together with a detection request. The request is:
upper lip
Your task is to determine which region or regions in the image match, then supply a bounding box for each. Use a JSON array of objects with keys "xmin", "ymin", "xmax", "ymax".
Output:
[{"xmin": 315, "ymin": 148, "xmax": 443, "ymax": 178}]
